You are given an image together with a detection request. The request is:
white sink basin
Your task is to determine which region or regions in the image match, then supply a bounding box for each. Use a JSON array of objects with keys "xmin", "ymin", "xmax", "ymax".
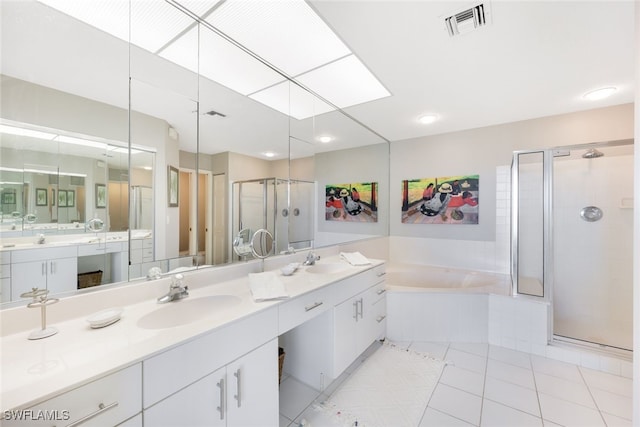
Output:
[
  {"xmin": 137, "ymin": 295, "xmax": 242, "ymax": 329},
  {"xmin": 306, "ymin": 263, "xmax": 349, "ymax": 275}
]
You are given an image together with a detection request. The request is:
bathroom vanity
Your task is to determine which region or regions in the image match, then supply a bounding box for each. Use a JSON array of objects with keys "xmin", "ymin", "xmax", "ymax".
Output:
[
  {"xmin": 0, "ymin": 253, "xmax": 386, "ymax": 426},
  {"xmin": 0, "ymin": 232, "xmax": 153, "ymax": 302}
]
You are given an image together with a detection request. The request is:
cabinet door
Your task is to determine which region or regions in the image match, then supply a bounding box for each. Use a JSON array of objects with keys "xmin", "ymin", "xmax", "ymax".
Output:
[
  {"xmin": 11, "ymin": 260, "xmax": 47, "ymax": 299},
  {"xmin": 227, "ymin": 339, "xmax": 279, "ymax": 427},
  {"xmin": 143, "ymin": 367, "xmax": 225, "ymax": 427},
  {"xmin": 46, "ymin": 257, "xmax": 78, "ymax": 295},
  {"xmin": 333, "ymin": 295, "xmax": 359, "ymax": 377}
]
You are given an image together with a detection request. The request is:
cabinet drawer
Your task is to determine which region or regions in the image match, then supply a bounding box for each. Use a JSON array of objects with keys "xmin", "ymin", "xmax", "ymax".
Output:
[
  {"xmin": 0, "ymin": 262, "xmax": 10, "ymax": 279},
  {"xmin": 278, "ymin": 284, "xmax": 335, "ymax": 334},
  {"xmin": 129, "ymin": 240, "xmax": 143, "ymax": 250},
  {"xmin": 371, "ymin": 297, "xmax": 387, "ymax": 337},
  {"xmin": 0, "ymin": 251, "xmax": 10, "ymax": 264},
  {"xmin": 3, "ymin": 364, "xmax": 142, "ymax": 427},
  {"xmin": 11, "ymin": 246, "xmax": 77, "ymax": 263},
  {"xmin": 333, "ymin": 263, "xmax": 386, "ymax": 305},
  {"xmin": 143, "ymin": 307, "xmax": 278, "ymax": 408},
  {"xmin": 142, "ymin": 239, "xmax": 153, "ymax": 249},
  {"xmin": 368, "ymin": 281, "xmax": 387, "ymax": 305},
  {"xmin": 130, "ymin": 249, "xmax": 142, "ymax": 264}
]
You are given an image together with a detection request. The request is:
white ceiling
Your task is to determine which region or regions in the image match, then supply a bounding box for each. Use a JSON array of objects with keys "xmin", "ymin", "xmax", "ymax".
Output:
[{"xmin": 1, "ymin": 0, "xmax": 635, "ymax": 160}]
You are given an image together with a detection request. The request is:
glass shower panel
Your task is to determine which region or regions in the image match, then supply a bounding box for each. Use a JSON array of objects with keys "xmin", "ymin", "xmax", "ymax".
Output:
[
  {"xmin": 553, "ymin": 146, "xmax": 633, "ymax": 350},
  {"xmin": 515, "ymin": 152, "xmax": 544, "ymax": 297}
]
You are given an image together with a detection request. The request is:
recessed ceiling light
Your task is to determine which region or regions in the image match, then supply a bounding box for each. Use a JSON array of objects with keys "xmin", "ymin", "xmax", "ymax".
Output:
[
  {"xmin": 418, "ymin": 114, "xmax": 438, "ymax": 125},
  {"xmin": 582, "ymin": 87, "xmax": 617, "ymax": 101},
  {"xmin": 263, "ymin": 151, "xmax": 276, "ymax": 158},
  {"xmin": 318, "ymin": 136, "xmax": 332, "ymax": 143},
  {"xmin": 143, "ymin": 166, "xmax": 153, "ymax": 171}
]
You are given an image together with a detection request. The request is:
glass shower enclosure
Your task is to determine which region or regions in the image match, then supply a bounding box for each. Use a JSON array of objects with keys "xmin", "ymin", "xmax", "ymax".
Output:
[
  {"xmin": 231, "ymin": 178, "xmax": 314, "ymax": 261},
  {"xmin": 511, "ymin": 140, "xmax": 634, "ymax": 352}
]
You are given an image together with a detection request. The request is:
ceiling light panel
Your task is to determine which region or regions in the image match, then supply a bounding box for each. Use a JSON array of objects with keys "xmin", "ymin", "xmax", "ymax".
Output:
[
  {"xmin": 296, "ymin": 54, "xmax": 391, "ymax": 109},
  {"xmin": 38, "ymin": 0, "xmax": 215, "ymax": 54},
  {"xmin": 198, "ymin": 26, "xmax": 286, "ymax": 95},
  {"xmin": 205, "ymin": 0, "xmax": 351, "ymax": 76},
  {"xmin": 250, "ymin": 81, "xmax": 334, "ymax": 120},
  {"xmin": 158, "ymin": 26, "xmax": 199, "ymax": 74}
]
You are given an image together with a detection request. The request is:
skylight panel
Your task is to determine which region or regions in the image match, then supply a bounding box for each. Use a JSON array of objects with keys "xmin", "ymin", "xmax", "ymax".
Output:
[
  {"xmin": 205, "ymin": 0, "xmax": 351, "ymax": 76},
  {"xmin": 158, "ymin": 26, "xmax": 199, "ymax": 74},
  {"xmin": 250, "ymin": 81, "xmax": 334, "ymax": 120},
  {"xmin": 198, "ymin": 26, "xmax": 286, "ymax": 96},
  {"xmin": 38, "ymin": 0, "xmax": 216, "ymax": 53},
  {"xmin": 296, "ymin": 54, "xmax": 391, "ymax": 109}
]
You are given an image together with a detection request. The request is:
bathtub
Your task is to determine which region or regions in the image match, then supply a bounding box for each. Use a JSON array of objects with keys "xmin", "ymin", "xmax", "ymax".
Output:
[
  {"xmin": 384, "ymin": 264, "xmax": 508, "ymax": 342},
  {"xmin": 385, "ymin": 263, "xmax": 510, "ymax": 295}
]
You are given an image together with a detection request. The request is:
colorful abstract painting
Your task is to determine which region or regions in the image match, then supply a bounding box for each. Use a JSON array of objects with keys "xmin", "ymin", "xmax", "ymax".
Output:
[
  {"xmin": 325, "ymin": 182, "xmax": 378, "ymax": 222},
  {"xmin": 401, "ymin": 175, "xmax": 479, "ymax": 224}
]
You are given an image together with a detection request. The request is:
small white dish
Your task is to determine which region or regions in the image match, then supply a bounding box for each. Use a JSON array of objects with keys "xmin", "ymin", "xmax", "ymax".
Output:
[
  {"xmin": 280, "ymin": 262, "xmax": 300, "ymax": 276},
  {"xmin": 86, "ymin": 307, "xmax": 123, "ymax": 329}
]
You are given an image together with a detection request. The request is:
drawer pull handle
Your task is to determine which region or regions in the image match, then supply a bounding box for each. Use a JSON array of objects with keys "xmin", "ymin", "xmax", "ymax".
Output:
[
  {"xmin": 376, "ymin": 272, "xmax": 386, "ymax": 277},
  {"xmin": 217, "ymin": 378, "xmax": 225, "ymax": 420},
  {"xmin": 66, "ymin": 401, "xmax": 118, "ymax": 427},
  {"xmin": 376, "ymin": 289, "xmax": 386, "ymax": 295},
  {"xmin": 304, "ymin": 301, "xmax": 323, "ymax": 312},
  {"xmin": 234, "ymin": 369, "xmax": 242, "ymax": 408},
  {"xmin": 376, "ymin": 315, "xmax": 386, "ymax": 323}
]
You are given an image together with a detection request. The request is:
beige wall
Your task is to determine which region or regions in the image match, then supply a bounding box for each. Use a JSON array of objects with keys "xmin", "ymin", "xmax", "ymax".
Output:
[{"xmin": 390, "ymin": 103, "xmax": 634, "ymax": 241}]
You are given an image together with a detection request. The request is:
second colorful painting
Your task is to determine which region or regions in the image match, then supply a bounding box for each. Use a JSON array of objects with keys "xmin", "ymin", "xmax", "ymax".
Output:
[
  {"xmin": 325, "ymin": 182, "xmax": 378, "ymax": 222},
  {"xmin": 401, "ymin": 175, "xmax": 479, "ymax": 224}
]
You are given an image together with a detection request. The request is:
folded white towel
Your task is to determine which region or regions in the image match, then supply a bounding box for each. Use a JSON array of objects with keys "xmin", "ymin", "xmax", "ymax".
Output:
[
  {"xmin": 340, "ymin": 251, "xmax": 371, "ymax": 266},
  {"xmin": 248, "ymin": 271, "xmax": 289, "ymax": 302}
]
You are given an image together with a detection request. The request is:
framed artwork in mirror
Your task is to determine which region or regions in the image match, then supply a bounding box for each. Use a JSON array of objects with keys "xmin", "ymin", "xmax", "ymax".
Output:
[
  {"xmin": 2, "ymin": 191, "xmax": 16, "ymax": 205},
  {"xmin": 325, "ymin": 182, "xmax": 378, "ymax": 222},
  {"xmin": 67, "ymin": 189, "xmax": 75, "ymax": 207},
  {"xmin": 168, "ymin": 165, "xmax": 179, "ymax": 207},
  {"xmin": 51, "ymin": 189, "xmax": 55, "ymax": 206},
  {"xmin": 36, "ymin": 188, "xmax": 48, "ymax": 206},
  {"xmin": 95, "ymin": 184, "xmax": 106, "ymax": 208},
  {"xmin": 58, "ymin": 190, "xmax": 67, "ymax": 207}
]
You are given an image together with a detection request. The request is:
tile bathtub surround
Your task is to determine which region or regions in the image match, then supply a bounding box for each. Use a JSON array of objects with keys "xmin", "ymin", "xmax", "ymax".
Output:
[{"xmin": 280, "ymin": 341, "xmax": 633, "ymax": 427}]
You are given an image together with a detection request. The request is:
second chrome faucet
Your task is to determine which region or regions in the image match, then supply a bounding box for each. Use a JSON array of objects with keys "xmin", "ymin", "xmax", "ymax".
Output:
[{"xmin": 157, "ymin": 273, "xmax": 189, "ymax": 303}]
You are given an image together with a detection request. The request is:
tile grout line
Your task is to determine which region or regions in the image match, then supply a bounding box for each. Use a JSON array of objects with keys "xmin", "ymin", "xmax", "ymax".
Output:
[
  {"xmin": 577, "ymin": 365, "xmax": 609, "ymax": 426},
  {"xmin": 529, "ymin": 350, "xmax": 545, "ymax": 425},
  {"xmin": 478, "ymin": 346, "xmax": 489, "ymax": 427}
]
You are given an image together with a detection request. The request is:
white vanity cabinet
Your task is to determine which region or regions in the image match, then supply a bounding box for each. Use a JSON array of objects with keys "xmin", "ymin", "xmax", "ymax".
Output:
[
  {"xmin": 333, "ymin": 265, "xmax": 387, "ymax": 377},
  {"xmin": 281, "ymin": 262, "xmax": 387, "ymax": 390},
  {"xmin": 142, "ymin": 308, "xmax": 279, "ymax": 427},
  {"xmin": 0, "ymin": 251, "xmax": 11, "ymax": 303},
  {"xmin": 2, "ymin": 363, "xmax": 142, "ymax": 427},
  {"xmin": 144, "ymin": 340, "xmax": 278, "ymax": 427},
  {"xmin": 10, "ymin": 246, "xmax": 77, "ymax": 299}
]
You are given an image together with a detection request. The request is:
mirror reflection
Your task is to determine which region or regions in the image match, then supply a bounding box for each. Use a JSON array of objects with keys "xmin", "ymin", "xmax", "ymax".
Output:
[{"xmin": 1, "ymin": 0, "xmax": 390, "ymax": 305}]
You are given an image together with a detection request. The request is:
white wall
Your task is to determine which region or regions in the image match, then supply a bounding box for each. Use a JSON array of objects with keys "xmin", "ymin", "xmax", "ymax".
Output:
[
  {"xmin": 314, "ymin": 142, "xmax": 390, "ymax": 246},
  {"xmin": 389, "ymin": 104, "xmax": 634, "ymax": 275}
]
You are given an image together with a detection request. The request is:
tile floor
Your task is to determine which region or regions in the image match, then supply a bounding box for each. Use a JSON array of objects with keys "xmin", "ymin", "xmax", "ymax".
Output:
[{"xmin": 279, "ymin": 341, "xmax": 633, "ymax": 427}]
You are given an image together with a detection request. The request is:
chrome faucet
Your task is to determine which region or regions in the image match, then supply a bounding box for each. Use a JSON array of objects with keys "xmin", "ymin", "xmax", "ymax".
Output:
[
  {"xmin": 157, "ymin": 273, "xmax": 189, "ymax": 303},
  {"xmin": 36, "ymin": 233, "xmax": 45, "ymax": 244},
  {"xmin": 303, "ymin": 252, "xmax": 320, "ymax": 266}
]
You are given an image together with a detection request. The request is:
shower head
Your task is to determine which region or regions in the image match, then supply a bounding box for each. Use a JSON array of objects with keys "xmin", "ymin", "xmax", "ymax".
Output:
[{"xmin": 582, "ymin": 148, "xmax": 604, "ymax": 159}]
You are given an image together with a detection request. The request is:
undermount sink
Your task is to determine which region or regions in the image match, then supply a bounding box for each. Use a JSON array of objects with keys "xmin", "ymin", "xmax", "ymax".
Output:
[
  {"xmin": 305, "ymin": 263, "xmax": 349, "ymax": 274},
  {"xmin": 137, "ymin": 295, "xmax": 242, "ymax": 329}
]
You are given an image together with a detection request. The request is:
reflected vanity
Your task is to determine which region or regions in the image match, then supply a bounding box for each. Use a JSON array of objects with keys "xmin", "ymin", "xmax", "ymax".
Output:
[{"xmin": 0, "ymin": 0, "xmax": 389, "ymax": 306}]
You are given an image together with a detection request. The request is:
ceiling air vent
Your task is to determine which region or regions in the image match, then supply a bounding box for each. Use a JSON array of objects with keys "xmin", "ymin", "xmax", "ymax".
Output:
[{"xmin": 445, "ymin": 3, "xmax": 488, "ymax": 37}]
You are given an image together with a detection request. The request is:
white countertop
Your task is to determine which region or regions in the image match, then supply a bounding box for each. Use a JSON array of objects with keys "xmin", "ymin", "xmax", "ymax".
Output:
[
  {"xmin": 0, "ymin": 232, "xmax": 145, "ymax": 252},
  {"xmin": 0, "ymin": 255, "xmax": 383, "ymax": 412}
]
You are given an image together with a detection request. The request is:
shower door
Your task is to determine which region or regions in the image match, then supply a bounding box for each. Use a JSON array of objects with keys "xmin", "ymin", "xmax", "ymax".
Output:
[{"xmin": 552, "ymin": 144, "xmax": 633, "ymax": 350}]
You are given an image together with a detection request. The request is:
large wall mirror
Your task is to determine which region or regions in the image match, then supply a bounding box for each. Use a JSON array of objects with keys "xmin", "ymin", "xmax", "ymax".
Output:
[{"xmin": 0, "ymin": 0, "xmax": 389, "ymax": 305}]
